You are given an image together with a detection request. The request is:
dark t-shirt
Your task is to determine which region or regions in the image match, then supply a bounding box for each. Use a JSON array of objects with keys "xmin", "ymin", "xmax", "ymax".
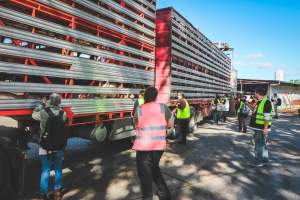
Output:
[
  {"xmin": 133, "ymin": 99, "xmax": 139, "ymax": 116},
  {"xmin": 249, "ymin": 99, "xmax": 272, "ymax": 129}
]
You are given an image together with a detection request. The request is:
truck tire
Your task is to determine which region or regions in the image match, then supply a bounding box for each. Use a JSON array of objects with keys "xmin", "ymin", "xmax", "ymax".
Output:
[{"xmin": 0, "ymin": 149, "xmax": 14, "ymax": 199}]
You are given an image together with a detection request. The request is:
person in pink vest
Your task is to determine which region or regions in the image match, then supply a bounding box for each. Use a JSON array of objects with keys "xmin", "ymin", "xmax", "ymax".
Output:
[{"xmin": 133, "ymin": 87, "xmax": 173, "ymax": 200}]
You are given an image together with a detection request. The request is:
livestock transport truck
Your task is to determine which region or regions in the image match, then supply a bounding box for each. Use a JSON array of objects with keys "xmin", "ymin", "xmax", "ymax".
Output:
[{"xmin": 0, "ymin": 1, "xmax": 231, "ymax": 196}]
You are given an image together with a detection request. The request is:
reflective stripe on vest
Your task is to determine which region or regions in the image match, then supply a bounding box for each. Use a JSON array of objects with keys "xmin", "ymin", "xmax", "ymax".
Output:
[
  {"xmin": 136, "ymin": 136, "xmax": 166, "ymax": 140},
  {"xmin": 138, "ymin": 97, "xmax": 144, "ymax": 106},
  {"xmin": 137, "ymin": 125, "xmax": 167, "ymax": 131},
  {"xmin": 132, "ymin": 102, "xmax": 167, "ymax": 151},
  {"xmin": 255, "ymin": 98, "xmax": 272, "ymax": 126},
  {"xmin": 177, "ymin": 99, "xmax": 190, "ymax": 119}
]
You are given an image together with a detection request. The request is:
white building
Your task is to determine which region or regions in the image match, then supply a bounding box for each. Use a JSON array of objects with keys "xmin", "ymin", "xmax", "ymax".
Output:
[{"xmin": 275, "ymin": 70, "xmax": 284, "ymax": 81}]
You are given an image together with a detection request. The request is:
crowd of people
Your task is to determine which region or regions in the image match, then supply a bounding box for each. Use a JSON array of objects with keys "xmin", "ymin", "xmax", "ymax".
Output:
[{"xmin": 31, "ymin": 88, "xmax": 282, "ymax": 199}]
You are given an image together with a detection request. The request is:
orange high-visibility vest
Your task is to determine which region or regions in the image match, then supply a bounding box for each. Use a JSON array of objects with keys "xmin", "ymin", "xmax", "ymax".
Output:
[{"xmin": 132, "ymin": 102, "xmax": 167, "ymax": 151}]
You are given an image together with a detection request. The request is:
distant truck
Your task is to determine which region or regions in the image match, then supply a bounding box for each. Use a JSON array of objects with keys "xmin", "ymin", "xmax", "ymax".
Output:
[{"xmin": 0, "ymin": 1, "xmax": 231, "ymax": 196}]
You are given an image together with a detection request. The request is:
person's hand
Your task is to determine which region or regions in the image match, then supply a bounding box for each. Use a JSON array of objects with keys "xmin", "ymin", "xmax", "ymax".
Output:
[
  {"xmin": 172, "ymin": 108, "xmax": 177, "ymax": 115},
  {"xmin": 263, "ymin": 127, "xmax": 269, "ymax": 135},
  {"xmin": 42, "ymin": 97, "xmax": 47, "ymax": 104}
]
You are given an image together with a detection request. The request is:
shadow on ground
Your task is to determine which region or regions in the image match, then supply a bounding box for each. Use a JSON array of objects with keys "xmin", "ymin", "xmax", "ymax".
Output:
[{"xmin": 19, "ymin": 114, "xmax": 300, "ymax": 200}]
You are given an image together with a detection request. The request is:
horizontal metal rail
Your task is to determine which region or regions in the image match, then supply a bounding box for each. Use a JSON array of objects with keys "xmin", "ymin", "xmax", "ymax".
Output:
[
  {"xmin": 172, "ymin": 63, "xmax": 229, "ymax": 86},
  {"xmin": 0, "ymin": 99, "xmax": 136, "ymax": 114},
  {"xmin": 172, "ymin": 70, "xmax": 229, "ymax": 88},
  {"xmin": 172, "ymin": 78, "xmax": 231, "ymax": 92},
  {"xmin": 172, "ymin": 42, "xmax": 229, "ymax": 76},
  {"xmin": 73, "ymin": 0, "xmax": 155, "ymax": 31},
  {"xmin": 172, "ymin": 36, "xmax": 230, "ymax": 74},
  {"xmin": 134, "ymin": 0, "xmax": 156, "ymax": 11},
  {"xmin": 101, "ymin": 0, "xmax": 154, "ymax": 28},
  {"xmin": 170, "ymin": 93, "xmax": 215, "ymax": 98},
  {"xmin": 0, "ymin": 44, "xmax": 154, "ymax": 80},
  {"xmin": 172, "ymin": 11, "xmax": 230, "ymax": 63},
  {"xmin": 123, "ymin": 0, "xmax": 156, "ymax": 18},
  {"xmin": 172, "ymin": 49, "xmax": 230, "ymax": 78},
  {"xmin": 172, "ymin": 19, "xmax": 214, "ymax": 59},
  {"xmin": 0, "ymin": 62, "xmax": 153, "ymax": 85},
  {"xmin": 0, "ymin": 44, "xmax": 155, "ymax": 76},
  {"xmin": 0, "ymin": 7, "xmax": 154, "ymax": 59},
  {"xmin": 171, "ymin": 85, "xmax": 227, "ymax": 94},
  {"xmin": 171, "ymin": 20, "xmax": 230, "ymax": 66},
  {"xmin": 36, "ymin": 0, "xmax": 155, "ymax": 44},
  {"xmin": 0, "ymin": 27, "xmax": 153, "ymax": 68},
  {"xmin": 170, "ymin": 98, "xmax": 218, "ymax": 102},
  {"xmin": 171, "ymin": 25, "xmax": 229, "ymax": 67},
  {"xmin": 0, "ymin": 82, "xmax": 140, "ymax": 94}
]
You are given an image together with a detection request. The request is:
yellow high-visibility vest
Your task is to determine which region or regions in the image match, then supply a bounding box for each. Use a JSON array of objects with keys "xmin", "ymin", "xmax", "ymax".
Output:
[
  {"xmin": 177, "ymin": 99, "xmax": 191, "ymax": 119},
  {"xmin": 138, "ymin": 97, "xmax": 144, "ymax": 106},
  {"xmin": 255, "ymin": 98, "xmax": 272, "ymax": 126}
]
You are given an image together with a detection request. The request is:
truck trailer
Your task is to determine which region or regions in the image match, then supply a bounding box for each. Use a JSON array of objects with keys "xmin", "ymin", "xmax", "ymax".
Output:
[{"xmin": 0, "ymin": 1, "xmax": 231, "ymax": 196}]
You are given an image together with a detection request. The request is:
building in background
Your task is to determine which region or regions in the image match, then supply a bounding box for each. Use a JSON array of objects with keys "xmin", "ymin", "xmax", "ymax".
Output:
[
  {"xmin": 230, "ymin": 69, "xmax": 238, "ymax": 94},
  {"xmin": 275, "ymin": 70, "xmax": 284, "ymax": 81},
  {"xmin": 237, "ymin": 79, "xmax": 300, "ymax": 110}
]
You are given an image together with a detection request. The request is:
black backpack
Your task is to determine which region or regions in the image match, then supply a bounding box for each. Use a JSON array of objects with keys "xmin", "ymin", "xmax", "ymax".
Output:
[
  {"xmin": 40, "ymin": 107, "xmax": 67, "ymax": 151},
  {"xmin": 277, "ymin": 98, "xmax": 282, "ymax": 106},
  {"xmin": 241, "ymin": 103, "xmax": 249, "ymax": 115}
]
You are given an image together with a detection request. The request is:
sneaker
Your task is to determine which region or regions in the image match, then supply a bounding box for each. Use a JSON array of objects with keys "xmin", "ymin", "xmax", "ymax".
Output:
[
  {"xmin": 179, "ymin": 141, "xmax": 186, "ymax": 145},
  {"xmin": 262, "ymin": 159, "xmax": 269, "ymax": 164},
  {"xmin": 54, "ymin": 191, "xmax": 62, "ymax": 200},
  {"xmin": 37, "ymin": 193, "xmax": 49, "ymax": 200},
  {"xmin": 251, "ymin": 160, "xmax": 264, "ymax": 167}
]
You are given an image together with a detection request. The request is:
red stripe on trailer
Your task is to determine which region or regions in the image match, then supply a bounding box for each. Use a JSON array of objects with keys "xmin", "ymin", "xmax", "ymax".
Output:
[
  {"xmin": 10, "ymin": 0, "xmax": 154, "ymax": 51},
  {"xmin": 0, "ymin": 109, "xmax": 33, "ymax": 116},
  {"xmin": 155, "ymin": 9, "xmax": 172, "ymax": 104}
]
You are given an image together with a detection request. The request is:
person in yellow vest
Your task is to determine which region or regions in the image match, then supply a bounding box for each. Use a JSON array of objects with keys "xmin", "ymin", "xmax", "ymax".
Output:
[
  {"xmin": 249, "ymin": 88, "xmax": 272, "ymax": 166},
  {"xmin": 211, "ymin": 95, "xmax": 221, "ymax": 124},
  {"xmin": 133, "ymin": 90, "xmax": 144, "ymax": 116},
  {"xmin": 237, "ymin": 96, "xmax": 249, "ymax": 133},
  {"xmin": 176, "ymin": 93, "xmax": 190, "ymax": 144},
  {"xmin": 133, "ymin": 87, "xmax": 173, "ymax": 200}
]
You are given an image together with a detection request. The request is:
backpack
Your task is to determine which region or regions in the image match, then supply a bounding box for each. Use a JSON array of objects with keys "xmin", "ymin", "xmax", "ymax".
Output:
[
  {"xmin": 40, "ymin": 107, "xmax": 67, "ymax": 151},
  {"xmin": 241, "ymin": 103, "xmax": 249, "ymax": 114},
  {"xmin": 277, "ymin": 98, "xmax": 282, "ymax": 106}
]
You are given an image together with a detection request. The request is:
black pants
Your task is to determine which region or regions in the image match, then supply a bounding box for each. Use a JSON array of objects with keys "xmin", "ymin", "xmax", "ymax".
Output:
[
  {"xmin": 238, "ymin": 114, "xmax": 247, "ymax": 132},
  {"xmin": 178, "ymin": 118, "xmax": 189, "ymax": 143},
  {"xmin": 222, "ymin": 111, "xmax": 229, "ymax": 122},
  {"xmin": 136, "ymin": 151, "xmax": 171, "ymax": 200}
]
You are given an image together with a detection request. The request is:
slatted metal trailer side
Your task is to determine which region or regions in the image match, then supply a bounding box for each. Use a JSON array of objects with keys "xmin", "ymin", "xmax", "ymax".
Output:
[{"xmin": 155, "ymin": 7, "xmax": 231, "ymax": 126}]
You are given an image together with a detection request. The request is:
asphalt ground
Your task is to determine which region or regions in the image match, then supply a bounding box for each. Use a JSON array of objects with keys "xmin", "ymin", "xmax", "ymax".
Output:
[{"xmin": 18, "ymin": 113, "xmax": 300, "ymax": 200}]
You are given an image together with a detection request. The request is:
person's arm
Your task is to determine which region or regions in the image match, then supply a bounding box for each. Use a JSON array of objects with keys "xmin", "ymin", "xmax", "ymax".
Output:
[
  {"xmin": 164, "ymin": 105, "xmax": 174, "ymax": 128},
  {"xmin": 32, "ymin": 104, "xmax": 44, "ymax": 121},
  {"xmin": 63, "ymin": 111, "xmax": 67, "ymax": 122},
  {"xmin": 178, "ymin": 99, "xmax": 186, "ymax": 110},
  {"xmin": 133, "ymin": 109, "xmax": 139, "ymax": 128},
  {"xmin": 263, "ymin": 100, "xmax": 272, "ymax": 135},
  {"xmin": 132, "ymin": 100, "xmax": 139, "ymax": 116}
]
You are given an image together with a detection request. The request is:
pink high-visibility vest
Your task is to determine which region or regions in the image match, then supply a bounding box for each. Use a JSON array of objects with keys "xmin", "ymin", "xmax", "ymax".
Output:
[{"xmin": 132, "ymin": 102, "xmax": 167, "ymax": 151}]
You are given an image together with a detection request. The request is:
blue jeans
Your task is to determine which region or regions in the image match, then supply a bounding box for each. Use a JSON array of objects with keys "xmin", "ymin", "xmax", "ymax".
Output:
[
  {"xmin": 253, "ymin": 130, "xmax": 269, "ymax": 162},
  {"xmin": 40, "ymin": 150, "xmax": 64, "ymax": 194},
  {"xmin": 212, "ymin": 110, "xmax": 219, "ymax": 123}
]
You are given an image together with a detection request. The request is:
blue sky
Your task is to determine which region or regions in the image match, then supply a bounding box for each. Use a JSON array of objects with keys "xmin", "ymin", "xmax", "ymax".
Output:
[{"xmin": 157, "ymin": 0, "xmax": 300, "ymax": 81}]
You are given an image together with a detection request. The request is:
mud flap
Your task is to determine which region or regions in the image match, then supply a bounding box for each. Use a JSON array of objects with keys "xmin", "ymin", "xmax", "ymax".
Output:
[
  {"xmin": 90, "ymin": 124, "xmax": 108, "ymax": 142},
  {"xmin": 107, "ymin": 118, "xmax": 135, "ymax": 141}
]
